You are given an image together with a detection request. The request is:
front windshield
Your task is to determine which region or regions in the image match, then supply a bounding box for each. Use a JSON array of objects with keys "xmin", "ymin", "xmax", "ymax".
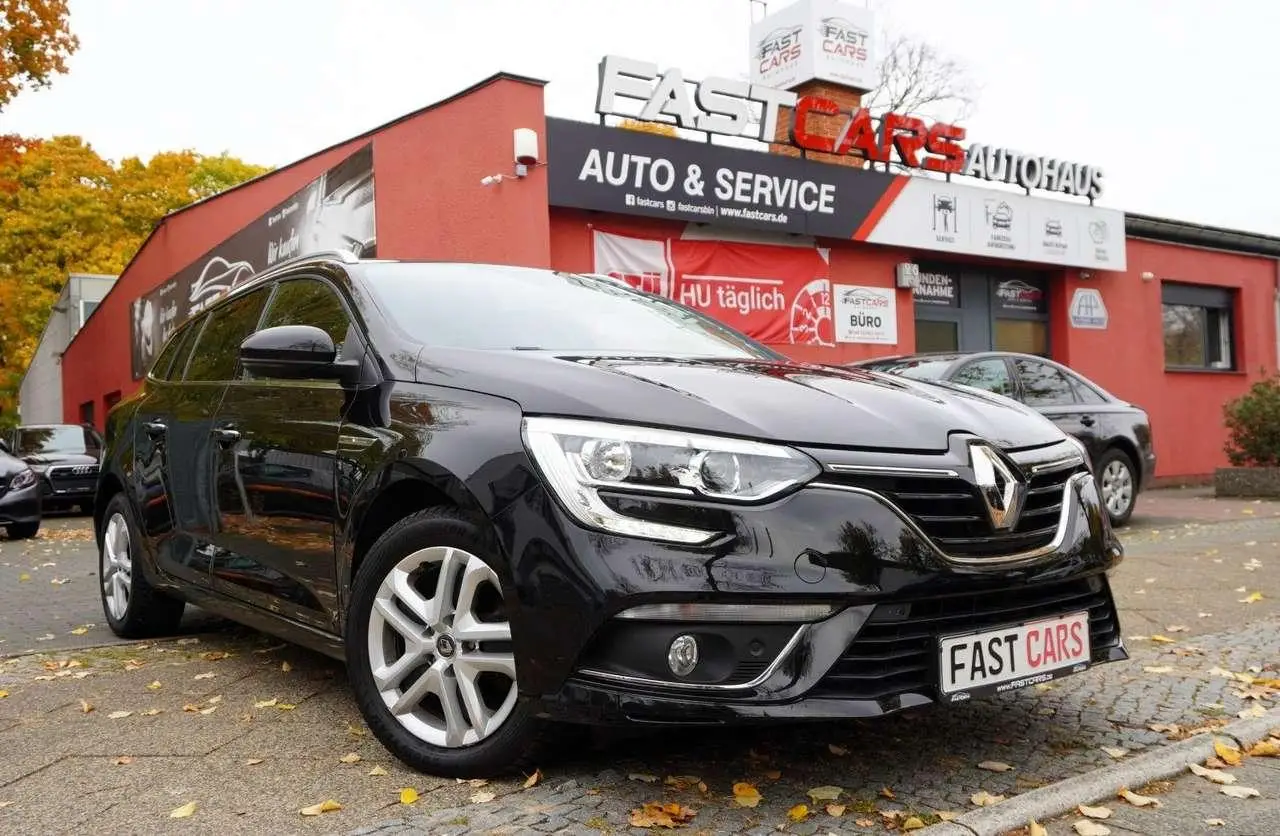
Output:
[
  {"xmin": 15, "ymin": 426, "xmax": 99, "ymax": 457},
  {"xmin": 362, "ymin": 263, "xmax": 780, "ymax": 360},
  {"xmin": 861, "ymin": 358, "xmax": 955, "ymax": 381}
]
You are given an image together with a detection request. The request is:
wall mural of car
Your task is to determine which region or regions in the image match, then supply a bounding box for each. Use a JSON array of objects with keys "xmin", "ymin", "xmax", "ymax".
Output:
[{"xmin": 847, "ymin": 351, "xmax": 1156, "ymax": 526}]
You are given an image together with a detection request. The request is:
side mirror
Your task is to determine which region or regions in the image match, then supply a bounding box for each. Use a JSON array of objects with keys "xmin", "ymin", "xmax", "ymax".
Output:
[{"xmin": 239, "ymin": 325, "xmax": 338, "ymax": 380}]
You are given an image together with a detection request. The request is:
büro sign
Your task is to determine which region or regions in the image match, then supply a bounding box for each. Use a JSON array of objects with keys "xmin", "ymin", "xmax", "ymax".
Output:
[{"xmin": 595, "ymin": 55, "xmax": 1105, "ymax": 201}]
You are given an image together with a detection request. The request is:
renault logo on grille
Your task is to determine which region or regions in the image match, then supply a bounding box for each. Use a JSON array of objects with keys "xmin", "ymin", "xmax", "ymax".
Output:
[{"xmin": 969, "ymin": 444, "xmax": 1026, "ymax": 531}]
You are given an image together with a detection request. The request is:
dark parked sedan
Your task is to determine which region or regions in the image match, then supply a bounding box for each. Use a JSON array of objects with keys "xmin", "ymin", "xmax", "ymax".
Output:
[
  {"xmin": 848, "ymin": 352, "xmax": 1156, "ymax": 526},
  {"xmin": 0, "ymin": 442, "xmax": 43, "ymax": 539},
  {"xmin": 8, "ymin": 423, "xmax": 103, "ymax": 514},
  {"xmin": 96, "ymin": 252, "xmax": 1126, "ymax": 778}
]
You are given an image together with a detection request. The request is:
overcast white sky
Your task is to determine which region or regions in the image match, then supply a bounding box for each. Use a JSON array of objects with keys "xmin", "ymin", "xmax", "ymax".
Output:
[{"xmin": 3, "ymin": 0, "xmax": 1276, "ymax": 236}]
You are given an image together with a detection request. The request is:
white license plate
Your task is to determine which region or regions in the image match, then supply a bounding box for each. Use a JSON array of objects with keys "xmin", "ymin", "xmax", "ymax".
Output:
[{"xmin": 938, "ymin": 611, "xmax": 1091, "ymax": 701}]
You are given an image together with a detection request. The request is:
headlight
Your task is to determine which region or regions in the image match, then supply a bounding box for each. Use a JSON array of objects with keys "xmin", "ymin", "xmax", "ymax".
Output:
[
  {"xmin": 521, "ymin": 417, "xmax": 820, "ymax": 544},
  {"xmin": 9, "ymin": 468, "xmax": 37, "ymax": 491},
  {"xmin": 1065, "ymin": 435, "xmax": 1093, "ymax": 473}
]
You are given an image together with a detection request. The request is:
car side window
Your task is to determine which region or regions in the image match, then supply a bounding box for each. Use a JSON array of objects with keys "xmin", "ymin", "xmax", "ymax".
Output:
[
  {"xmin": 183, "ymin": 288, "xmax": 272, "ymax": 382},
  {"xmin": 1014, "ymin": 359, "xmax": 1078, "ymax": 407},
  {"xmin": 951, "ymin": 359, "xmax": 1013, "ymax": 396},
  {"xmin": 157, "ymin": 319, "xmax": 201, "ymax": 381},
  {"xmin": 260, "ymin": 277, "xmax": 353, "ymax": 342},
  {"xmin": 1066, "ymin": 372, "xmax": 1108, "ymax": 405}
]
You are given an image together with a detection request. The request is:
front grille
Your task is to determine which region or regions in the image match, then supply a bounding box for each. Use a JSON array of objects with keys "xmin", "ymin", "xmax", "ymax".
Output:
[
  {"xmin": 826, "ymin": 463, "xmax": 1083, "ymax": 558},
  {"xmin": 49, "ymin": 466, "xmax": 98, "ymax": 482},
  {"xmin": 814, "ymin": 575, "xmax": 1120, "ymax": 702}
]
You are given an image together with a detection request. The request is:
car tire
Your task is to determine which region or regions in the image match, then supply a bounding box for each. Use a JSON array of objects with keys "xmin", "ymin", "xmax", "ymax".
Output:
[
  {"xmin": 99, "ymin": 492, "xmax": 186, "ymax": 638},
  {"xmin": 5, "ymin": 521, "xmax": 39, "ymax": 540},
  {"xmin": 1096, "ymin": 448, "xmax": 1138, "ymax": 527},
  {"xmin": 345, "ymin": 507, "xmax": 548, "ymax": 778}
]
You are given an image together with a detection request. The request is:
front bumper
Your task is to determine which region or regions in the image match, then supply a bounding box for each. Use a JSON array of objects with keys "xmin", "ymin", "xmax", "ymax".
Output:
[
  {"xmin": 0, "ymin": 485, "xmax": 42, "ymax": 526},
  {"xmin": 37, "ymin": 467, "xmax": 97, "ymax": 505},
  {"xmin": 496, "ymin": 438, "xmax": 1127, "ymax": 724}
]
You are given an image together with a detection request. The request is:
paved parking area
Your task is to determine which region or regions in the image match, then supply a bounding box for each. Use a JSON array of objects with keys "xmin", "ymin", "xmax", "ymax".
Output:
[{"xmin": 0, "ymin": 496, "xmax": 1272, "ymax": 834}]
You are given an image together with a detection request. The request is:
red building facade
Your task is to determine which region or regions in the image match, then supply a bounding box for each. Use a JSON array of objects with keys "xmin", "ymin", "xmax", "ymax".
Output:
[{"xmin": 60, "ymin": 71, "xmax": 1280, "ymax": 482}]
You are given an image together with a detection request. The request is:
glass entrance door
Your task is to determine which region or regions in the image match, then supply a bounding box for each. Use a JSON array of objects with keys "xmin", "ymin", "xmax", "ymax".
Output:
[{"xmin": 913, "ymin": 265, "xmax": 1050, "ymax": 355}]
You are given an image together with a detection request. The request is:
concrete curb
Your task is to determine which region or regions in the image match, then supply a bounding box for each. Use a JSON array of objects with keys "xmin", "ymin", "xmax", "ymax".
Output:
[{"xmin": 918, "ymin": 706, "xmax": 1280, "ymax": 836}]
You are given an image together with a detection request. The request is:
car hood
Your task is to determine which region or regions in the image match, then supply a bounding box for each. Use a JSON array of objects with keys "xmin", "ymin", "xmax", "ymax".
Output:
[
  {"xmin": 0, "ymin": 454, "xmax": 29, "ymax": 478},
  {"xmin": 415, "ymin": 350, "xmax": 1065, "ymax": 452},
  {"xmin": 22, "ymin": 452, "xmax": 98, "ymax": 469}
]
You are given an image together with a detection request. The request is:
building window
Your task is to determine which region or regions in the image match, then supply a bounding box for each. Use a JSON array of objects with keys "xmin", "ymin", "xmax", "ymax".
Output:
[
  {"xmin": 79, "ymin": 299, "xmax": 99, "ymax": 329},
  {"xmin": 1162, "ymin": 282, "xmax": 1236, "ymax": 370},
  {"xmin": 79, "ymin": 400, "xmax": 95, "ymax": 427}
]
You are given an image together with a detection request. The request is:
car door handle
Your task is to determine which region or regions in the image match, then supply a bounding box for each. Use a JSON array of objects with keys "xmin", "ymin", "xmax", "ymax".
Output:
[
  {"xmin": 1079, "ymin": 415, "xmax": 1095, "ymax": 427},
  {"xmin": 211, "ymin": 427, "xmax": 241, "ymax": 445},
  {"xmin": 144, "ymin": 421, "xmax": 167, "ymax": 439}
]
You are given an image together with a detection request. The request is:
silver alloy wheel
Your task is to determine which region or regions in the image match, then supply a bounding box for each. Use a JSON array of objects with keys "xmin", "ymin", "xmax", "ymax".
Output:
[
  {"xmin": 102, "ymin": 512, "xmax": 133, "ymax": 620},
  {"xmin": 367, "ymin": 546, "xmax": 517, "ymax": 748},
  {"xmin": 1100, "ymin": 459, "xmax": 1134, "ymax": 517}
]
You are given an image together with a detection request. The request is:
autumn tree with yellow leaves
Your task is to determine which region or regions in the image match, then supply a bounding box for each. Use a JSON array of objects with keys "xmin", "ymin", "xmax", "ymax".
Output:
[
  {"xmin": 0, "ymin": 0, "xmax": 79, "ymax": 110},
  {"xmin": 0, "ymin": 140, "xmax": 271, "ymax": 423}
]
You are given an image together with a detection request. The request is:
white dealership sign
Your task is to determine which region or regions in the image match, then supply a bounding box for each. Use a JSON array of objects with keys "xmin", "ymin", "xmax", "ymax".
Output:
[
  {"xmin": 834, "ymin": 284, "xmax": 897, "ymax": 344},
  {"xmin": 860, "ymin": 178, "xmax": 1127, "ymax": 271},
  {"xmin": 749, "ymin": 0, "xmax": 878, "ymax": 92}
]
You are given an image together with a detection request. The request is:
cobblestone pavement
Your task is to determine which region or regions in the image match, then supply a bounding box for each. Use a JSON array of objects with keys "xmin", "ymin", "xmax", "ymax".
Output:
[{"xmin": 0, "ymin": 502, "xmax": 1273, "ymax": 835}]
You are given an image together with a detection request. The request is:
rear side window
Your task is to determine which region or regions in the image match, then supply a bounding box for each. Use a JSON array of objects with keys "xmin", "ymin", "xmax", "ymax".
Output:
[
  {"xmin": 952, "ymin": 358, "xmax": 1013, "ymax": 396},
  {"xmin": 154, "ymin": 319, "xmax": 200, "ymax": 380},
  {"xmin": 184, "ymin": 288, "xmax": 271, "ymax": 382},
  {"xmin": 1014, "ymin": 359, "xmax": 1078, "ymax": 407}
]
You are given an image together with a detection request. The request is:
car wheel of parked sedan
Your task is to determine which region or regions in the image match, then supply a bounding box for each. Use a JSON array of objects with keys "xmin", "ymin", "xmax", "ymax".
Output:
[
  {"xmin": 345, "ymin": 508, "xmax": 544, "ymax": 778},
  {"xmin": 1097, "ymin": 449, "xmax": 1137, "ymax": 527},
  {"xmin": 5, "ymin": 521, "xmax": 39, "ymax": 540},
  {"xmin": 99, "ymin": 493, "xmax": 186, "ymax": 637}
]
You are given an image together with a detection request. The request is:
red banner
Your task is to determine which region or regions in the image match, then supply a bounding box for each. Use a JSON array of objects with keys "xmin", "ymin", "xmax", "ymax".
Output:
[{"xmin": 591, "ymin": 228, "xmax": 834, "ymax": 346}]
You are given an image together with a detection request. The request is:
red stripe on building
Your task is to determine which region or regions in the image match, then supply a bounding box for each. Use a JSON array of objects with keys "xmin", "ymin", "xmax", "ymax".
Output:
[{"xmin": 852, "ymin": 176, "xmax": 909, "ymax": 241}]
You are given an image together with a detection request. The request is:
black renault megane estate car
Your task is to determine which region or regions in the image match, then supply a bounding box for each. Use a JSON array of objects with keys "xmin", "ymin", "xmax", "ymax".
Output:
[{"xmin": 95, "ymin": 251, "xmax": 1126, "ymax": 777}]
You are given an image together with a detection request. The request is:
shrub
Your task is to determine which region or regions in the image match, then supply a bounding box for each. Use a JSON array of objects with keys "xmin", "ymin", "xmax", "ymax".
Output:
[{"xmin": 1223, "ymin": 373, "xmax": 1280, "ymax": 467}]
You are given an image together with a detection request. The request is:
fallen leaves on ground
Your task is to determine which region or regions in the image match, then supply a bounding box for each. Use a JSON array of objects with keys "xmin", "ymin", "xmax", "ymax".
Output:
[
  {"xmin": 299, "ymin": 799, "xmax": 342, "ymax": 816},
  {"xmin": 1205, "ymin": 818, "xmax": 1225, "ymax": 827},
  {"xmin": 828, "ymin": 743, "xmax": 849, "ymax": 756},
  {"xmin": 523, "ymin": 768, "xmax": 542, "ymax": 789},
  {"xmin": 169, "ymin": 802, "xmax": 197, "ymax": 819},
  {"xmin": 1220, "ymin": 785, "xmax": 1260, "ymax": 799},
  {"xmin": 628, "ymin": 801, "xmax": 696, "ymax": 828},
  {"xmin": 1118, "ymin": 788, "xmax": 1161, "ymax": 807},
  {"xmin": 1214, "ymin": 738, "xmax": 1243, "ymax": 766},
  {"xmin": 902, "ymin": 815, "xmax": 926, "ymax": 830},
  {"xmin": 763, "ymin": 769, "xmax": 782, "ymax": 780},
  {"xmin": 732, "ymin": 782, "xmax": 762, "ymax": 807},
  {"xmin": 880, "ymin": 786, "xmax": 896, "ymax": 799},
  {"xmin": 107, "ymin": 710, "xmax": 132, "ymax": 719},
  {"xmin": 254, "ymin": 698, "xmax": 277, "ymax": 708},
  {"xmin": 146, "ymin": 680, "xmax": 162, "ymax": 691},
  {"xmin": 664, "ymin": 775, "xmax": 706, "ymax": 794},
  {"xmin": 79, "ymin": 699, "xmax": 93, "ymax": 714},
  {"xmin": 1150, "ymin": 634, "xmax": 1177, "ymax": 644},
  {"xmin": 978, "ymin": 760, "xmax": 1014, "ymax": 772},
  {"xmin": 114, "ymin": 756, "xmax": 133, "ymax": 765},
  {"xmin": 1239, "ymin": 591, "xmax": 1264, "ymax": 604},
  {"xmin": 1248, "ymin": 737, "xmax": 1280, "ymax": 757},
  {"xmin": 123, "ymin": 659, "xmax": 145, "ymax": 671},
  {"xmin": 244, "ymin": 759, "xmax": 263, "ymax": 766},
  {"xmin": 787, "ymin": 804, "xmax": 809, "ymax": 822},
  {"xmin": 469, "ymin": 790, "xmax": 495, "ymax": 804},
  {"xmin": 281, "ymin": 661, "xmax": 292, "ymax": 673},
  {"xmin": 1143, "ymin": 666, "xmax": 1174, "ymax": 674},
  {"xmin": 399, "ymin": 788, "xmax": 418, "ymax": 805},
  {"xmin": 1073, "ymin": 821, "xmax": 1111, "ymax": 836},
  {"xmin": 0, "ymin": 691, "xmax": 7, "ymax": 699},
  {"xmin": 367, "ymin": 765, "xmax": 388, "ymax": 776},
  {"xmin": 628, "ymin": 773, "xmax": 660, "ymax": 783},
  {"xmin": 69, "ymin": 627, "xmax": 88, "ymax": 635},
  {"xmin": 806, "ymin": 785, "xmax": 843, "ymax": 802},
  {"xmin": 1078, "ymin": 804, "xmax": 1112, "ymax": 819},
  {"xmin": 193, "ymin": 672, "xmax": 214, "ymax": 680},
  {"xmin": 1102, "ymin": 747, "xmax": 1127, "ymax": 759},
  {"xmin": 339, "ymin": 752, "xmax": 361, "ymax": 764},
  {"xmin": 1029, "ymin": 821, "xmax": 1048, "ymax": 836},
  {"xmin": 826, "ymin": 804, "xmax": 846, "ymax": 817},
  {"xmin": 1189, "ymin": 763, "xmax": 1236, "ymax": 785},
  {"xmin": 971, "ymin": 790, "xmax": 1004, "ymax": 807}
]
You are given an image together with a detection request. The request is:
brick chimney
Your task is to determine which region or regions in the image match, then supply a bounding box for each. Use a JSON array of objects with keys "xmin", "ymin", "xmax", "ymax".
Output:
[{"xmin": 768, "ymin": 80, "xmax": 867, "ymax": 169}]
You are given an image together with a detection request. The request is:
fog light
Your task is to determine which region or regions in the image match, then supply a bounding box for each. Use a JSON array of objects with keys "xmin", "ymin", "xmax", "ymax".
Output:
[{"xmin": 667, "ymin": 634, "xmax": 699, "ymax": 677}]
